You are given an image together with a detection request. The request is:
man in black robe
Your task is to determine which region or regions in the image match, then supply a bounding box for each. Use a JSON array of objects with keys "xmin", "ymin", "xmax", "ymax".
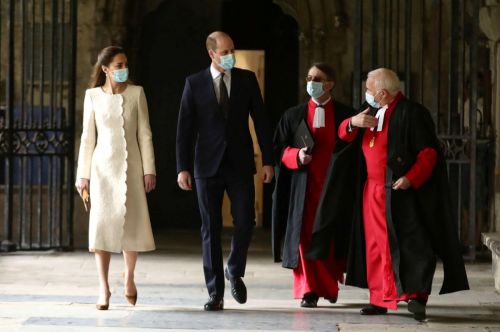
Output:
[
  {"xmin": 334, "ymin": 68, "xmax": 469, "ymax": 321},
  {"xmin": 272, "ymin": 63, "xmax": 356, "ymax": 307}
]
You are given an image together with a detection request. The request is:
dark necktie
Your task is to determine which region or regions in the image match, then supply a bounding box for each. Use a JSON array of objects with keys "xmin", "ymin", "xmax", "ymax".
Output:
[{"xmin": 219, "ymin": 73, "xmax": 230, "ymax": 119}]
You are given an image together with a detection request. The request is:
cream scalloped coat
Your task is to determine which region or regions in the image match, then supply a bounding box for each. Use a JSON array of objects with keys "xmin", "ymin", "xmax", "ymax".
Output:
[{"xmin": 76, "ymin": 85, "xmax": 156, "ymax": 253}]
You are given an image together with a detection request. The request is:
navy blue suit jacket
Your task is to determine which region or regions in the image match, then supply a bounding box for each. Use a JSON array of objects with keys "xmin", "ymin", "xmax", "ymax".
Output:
[{"xmin": 176, "ymin": 67, "xmax": 274, "ymax": 178}]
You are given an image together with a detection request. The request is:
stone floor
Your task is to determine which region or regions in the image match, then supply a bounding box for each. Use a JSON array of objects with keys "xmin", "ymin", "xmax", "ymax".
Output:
[{"xmin": 0, "ymin": 229, "xmax": 499, "ymax": 332}]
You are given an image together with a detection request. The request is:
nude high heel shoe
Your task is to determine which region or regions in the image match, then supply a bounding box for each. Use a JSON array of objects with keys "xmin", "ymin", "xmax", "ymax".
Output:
[
  {"xmin": 123, "ymin": 272, "xmax": 138, "ymax": 306},
  {"xmin": 125, "ymin": 293, "xmax": 137, "ymax": 306},
  {"xmin": 96, "ymin": 292, "xmax": 111, "ymax": 310}
]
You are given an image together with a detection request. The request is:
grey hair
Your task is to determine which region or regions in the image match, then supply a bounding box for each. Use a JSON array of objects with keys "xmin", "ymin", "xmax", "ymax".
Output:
[{"xmin": 367, "ymin": 68, "xmax": 401, "ymax": 94}]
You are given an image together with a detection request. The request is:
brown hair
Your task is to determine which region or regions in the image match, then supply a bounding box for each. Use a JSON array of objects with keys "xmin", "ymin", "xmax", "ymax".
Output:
[
  {"xmin": 311, "ymin": 62, "xmax": 336, "ymax": 82},
  {"xmin": 89, "ymin": 46, "xmax": 126, "ymax": 88}
]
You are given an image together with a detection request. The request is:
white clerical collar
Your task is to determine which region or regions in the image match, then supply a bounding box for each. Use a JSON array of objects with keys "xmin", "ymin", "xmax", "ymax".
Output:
[
  {"xmin": 370, "ymin": 105, "xmax": 388, "ymax": 132},
  {"xmin": 311, "ymin": 97, "xmax": 331, "ymax": 129},
  {"xmin": 210, "ymin": 64, "xmax": 231, "ymax": 79}
]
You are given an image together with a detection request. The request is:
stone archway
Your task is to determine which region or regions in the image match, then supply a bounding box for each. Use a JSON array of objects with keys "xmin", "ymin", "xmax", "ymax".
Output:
[
  {"xmin": 134, "ymin": 0, "xmax": 300, "ymax": 229},
  {"xmin": 273, "ymin": 0, "xmax": 352, "ymax": 103}
]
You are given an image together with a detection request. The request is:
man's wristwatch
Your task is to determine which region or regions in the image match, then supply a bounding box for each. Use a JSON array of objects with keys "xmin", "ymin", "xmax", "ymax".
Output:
[{"xmin": 347, "ymin": 118, "xmax": 355, "ymax": 132}]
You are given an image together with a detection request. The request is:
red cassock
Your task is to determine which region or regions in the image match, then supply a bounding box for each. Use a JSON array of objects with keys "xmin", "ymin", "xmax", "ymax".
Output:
[
  {"xmin": 281, "ymin": 98, "xmax": 345, "ymax": 299},
  {"xmin": 339, "ymin": 93, "xmax": 437, "ymax": 309}
]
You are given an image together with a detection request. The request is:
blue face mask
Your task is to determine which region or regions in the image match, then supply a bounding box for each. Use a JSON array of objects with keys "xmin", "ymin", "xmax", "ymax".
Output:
[
  {"xmin": 307, "ymin": 81, "xmax": 324, "ymax": 99},
  {"xmin": 365, "ymin": 91, "xmax": 381, "ymax": 108},
  {"xmin": 112, "ymin": 68, "xmax": 129, "ymax": 83},
  {"xmin": 219, "ymin": 54, "xmax": 235, "ymax": 71}
]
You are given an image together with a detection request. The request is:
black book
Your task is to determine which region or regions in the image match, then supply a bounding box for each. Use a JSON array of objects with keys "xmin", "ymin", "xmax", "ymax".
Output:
[
  {"xmin": 387, "ymin": 150, "xmax": 415, "ymax": 179},
  {"xmin": 293, "ymin": 119, "xmax": 315, "ymax": 153}
]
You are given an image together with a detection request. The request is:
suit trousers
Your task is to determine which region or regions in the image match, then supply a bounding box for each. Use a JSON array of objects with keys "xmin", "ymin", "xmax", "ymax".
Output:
[{"xmin": 195, "ymin": 165, "xmax": 255, "ymax": 298}]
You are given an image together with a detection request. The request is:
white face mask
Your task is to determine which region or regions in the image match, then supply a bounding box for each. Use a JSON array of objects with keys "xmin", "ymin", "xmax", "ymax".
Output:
[
  {"xmin": 111, "ymin": 68, "xmax": 128, "ymax": 83},
  {"xmin": 307, "ymin": 81, "xmax": 325, "ymax": 99},
  {"xmin": 218, "ymin": 54, "xmax": 235, "ymax": 71},
  {"xmin": 365, "ymin": 91, "xmax": 381, "ymax": 108}
]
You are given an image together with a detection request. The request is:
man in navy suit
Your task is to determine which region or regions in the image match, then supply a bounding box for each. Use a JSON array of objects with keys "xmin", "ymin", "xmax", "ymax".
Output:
[{"xmin": 176, "ymin": 31, "xmax": 274, "ymax": 311}]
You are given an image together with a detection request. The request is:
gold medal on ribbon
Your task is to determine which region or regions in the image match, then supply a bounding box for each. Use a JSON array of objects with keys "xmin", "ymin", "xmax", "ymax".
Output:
[{"xmin": 369, "ymin": 136, "xmax": 375, "ymax": 148}]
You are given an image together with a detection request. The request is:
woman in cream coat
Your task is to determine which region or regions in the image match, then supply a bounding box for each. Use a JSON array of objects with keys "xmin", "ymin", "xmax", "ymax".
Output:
[{"xmin": 75, "ymin": 46, "xmax": 156, "ymax": 310}]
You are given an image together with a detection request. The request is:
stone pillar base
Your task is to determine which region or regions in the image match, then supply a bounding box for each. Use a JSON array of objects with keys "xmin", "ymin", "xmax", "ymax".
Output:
[{"xmin": 482, "ymin": 232, "xmax": 500, "ymax": 292}]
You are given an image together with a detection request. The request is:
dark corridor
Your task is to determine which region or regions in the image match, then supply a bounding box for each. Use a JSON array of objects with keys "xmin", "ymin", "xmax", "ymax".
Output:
[{"xmin": 136, "ymin": 0, "xmax": 298, "ymax": 229}]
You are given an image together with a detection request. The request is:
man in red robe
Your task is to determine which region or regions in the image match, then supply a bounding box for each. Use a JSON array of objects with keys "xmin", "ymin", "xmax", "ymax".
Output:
[
  {"xmin": 338, "ymin": 68, "xmax": 468, "ymax": 320},
  {"xmin": 272, "ymin": 63, "xmax": 355, "ymax": 307}
]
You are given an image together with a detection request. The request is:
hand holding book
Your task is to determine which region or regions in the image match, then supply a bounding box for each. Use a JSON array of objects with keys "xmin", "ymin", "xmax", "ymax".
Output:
[
  {"xmin": 75, "ymin": 178, "xmax": 90, "ymax": 212},
  {"xmin": 81, "ymin": 188, "xmax": 90, "ymax": 212}
]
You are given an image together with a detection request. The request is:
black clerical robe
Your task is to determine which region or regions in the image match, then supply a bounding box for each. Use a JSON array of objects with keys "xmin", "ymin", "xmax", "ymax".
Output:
[
  {"xmin": 272, "ymin": 100, "xmax": 356, "ymax": 269},
  {"xmin": 336, "ymin": 96, "xmax": 469, "ymax": 296}
]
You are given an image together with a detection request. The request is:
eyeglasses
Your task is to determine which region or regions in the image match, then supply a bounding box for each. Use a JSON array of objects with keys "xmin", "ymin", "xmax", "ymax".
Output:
[{"xmin": 306, "ymin": 75, "xmax": 329, "ymax": 83}]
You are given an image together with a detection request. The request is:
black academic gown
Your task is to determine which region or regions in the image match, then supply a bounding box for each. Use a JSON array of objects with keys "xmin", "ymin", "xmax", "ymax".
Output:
[
  {"xmin": 272, "ymin": 100, "xmax": 356, "ymax": 269},
  {"xmin": 342, "ymin": 97, "xmax": 469, "ymax": 295}
]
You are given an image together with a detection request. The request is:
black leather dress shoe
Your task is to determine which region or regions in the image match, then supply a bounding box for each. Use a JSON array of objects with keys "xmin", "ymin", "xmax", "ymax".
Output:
[
  {"xmin": 326, "ymin": 296, "xmax": 338, "ymax": 304},
  {"xmin": 225, "ymin": 268, "xmax": 247, "ymax": 304},
  {"xmin": 300, "ymin": 292, "xmax": 319, "ymax": 308},
  {"xmin": 407, "ymin": 299, "xmax": 426, "ymax": 321},
  {"xmin": 204, "ymin": 296, "xmax": 224, "ymax": 311},
  {"xmin": 360, "ymin": 304, "xmax": 388, "ymax": 315}
]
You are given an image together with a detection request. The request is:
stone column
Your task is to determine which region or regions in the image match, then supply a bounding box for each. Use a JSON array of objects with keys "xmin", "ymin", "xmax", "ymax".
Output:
[
  {"xmin": 480, "ymin": 1, "xmax": 500, "ymax": 292},
  {"xmin": 274, "ymin": 0, "xmax": 312, "ymax": 102},
  {"xmin": 274, "ymin": 0, "xmax": 350, "ymax": 103},
  {"xmin": 495, "ymin": 42, "xmax": 500, "ymax": 232},
  {"xmin": 479, "ymin": 2, "xmax": 500, "ymax": 232}
]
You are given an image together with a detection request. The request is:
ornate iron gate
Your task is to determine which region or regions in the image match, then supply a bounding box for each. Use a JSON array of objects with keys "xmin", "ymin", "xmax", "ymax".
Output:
[
  {"xmin": 353, "ymin": 0, "xmax": 491, "ymax": 260},
  {"xmin": 0, "ymin": 0, "xmax": 77, "ymax": 251}
]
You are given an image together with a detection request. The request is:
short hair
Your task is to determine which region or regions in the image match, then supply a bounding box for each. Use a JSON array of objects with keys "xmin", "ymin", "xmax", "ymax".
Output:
[
  {"xmin": 367, "ymin": 68, "xmax": 401, "ymax": 93},
  {"xmin": 206, "ymin": 31, "xmax": 231, "ymax": 51},
  {"xmin": 310, "ymin": 62, "xmax": 336, "ymax": 81}
]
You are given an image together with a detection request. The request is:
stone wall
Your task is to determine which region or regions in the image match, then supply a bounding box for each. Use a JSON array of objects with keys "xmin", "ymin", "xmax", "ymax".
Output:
[
  {"xmin": 480, "ymin": 2, "xmax": 500, "ymax": 232},
  {"xmin": 274, "ymin": 0, "xmax": 353, "ymax": 104},
  {"xmin": 3, "ymin": 0, "xmax": 497, "ymax": 248}
]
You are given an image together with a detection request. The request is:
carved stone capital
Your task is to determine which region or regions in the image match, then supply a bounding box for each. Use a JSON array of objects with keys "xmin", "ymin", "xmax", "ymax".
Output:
[
  {"xmin": 298, "ymin": 32, "xmax": 310, "ymax": 46},
  {"xmin": 311, "ymin": 28, "xmax": 326, "ymax": 44},
  {"xmin": 480, "ymin": 5, "xmax": 500, "ymax": 41}
]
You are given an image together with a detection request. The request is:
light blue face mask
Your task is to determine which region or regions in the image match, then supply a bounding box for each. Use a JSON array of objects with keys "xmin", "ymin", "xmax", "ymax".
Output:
[
  {"xmin": 307, "ymin": 81, "xmax": 324, "ymax": 99},
  {"xmin": 365, "ymin": 91, "xmax": 381, "ymax": 108},
  {"xmin": 112, "ymin": 68, "xmax": 129, "ymax": 83},
  {"xmin": 219, "ymin": 54, "xmax": 235, "ymax": 71}
]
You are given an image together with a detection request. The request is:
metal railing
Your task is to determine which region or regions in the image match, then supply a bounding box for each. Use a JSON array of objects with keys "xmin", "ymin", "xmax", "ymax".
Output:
[
  {"xmin": 0, "ymin": 0, "xmax": 77, "ymax": 251},
  {"xmin": 352, "ymin": 0, "xmax": 491, "ymax": 260}
]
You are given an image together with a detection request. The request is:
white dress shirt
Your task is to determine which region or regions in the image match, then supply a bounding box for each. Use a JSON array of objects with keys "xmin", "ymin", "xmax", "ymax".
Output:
[{"xmin": 210, "ymin": 64, "xmax": 231, "ymax": 103}]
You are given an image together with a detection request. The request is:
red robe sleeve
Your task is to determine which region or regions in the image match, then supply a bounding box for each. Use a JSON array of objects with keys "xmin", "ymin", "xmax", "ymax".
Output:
[
  {"xmin": 339, "ymin": 118, "xmax": 359, "ymax": 142},
  {"xmin": 405, "ymin": 147, "xmax": 438, "ymax": 189},
  {"xmin": 281, "ymin": 146, "xmax": 301, "ymax": 170}
]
